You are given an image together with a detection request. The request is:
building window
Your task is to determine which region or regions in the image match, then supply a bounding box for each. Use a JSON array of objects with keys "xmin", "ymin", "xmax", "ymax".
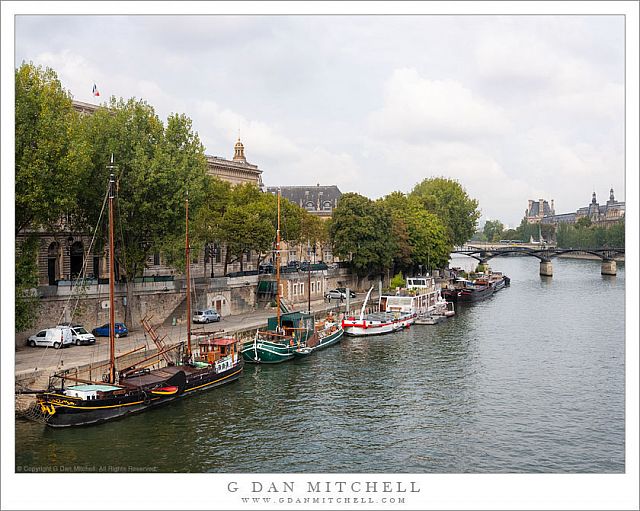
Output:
[
  {"xmin": 299, "ymin": 283, "xmax": 304, "ymax": 296},
  {"xmin": 311, "ymin": 282, "xmax": 315, "ymax": 293},
  {"xmin": 153, "ymin": 252, "xmax": 160, "ymax": 266},
  {"xmin": 246, "ymin": 249, "xmax": 251, "ymax": 262},
  {"xmin": 214, "ymin": 243, "xmax": 221, "ymax": 263}
]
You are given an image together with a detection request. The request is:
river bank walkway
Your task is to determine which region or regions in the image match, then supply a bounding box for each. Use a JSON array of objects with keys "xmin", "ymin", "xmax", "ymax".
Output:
[{"xmin": 15, "ymin": 295, "xmax": 374, "ymax": 379}]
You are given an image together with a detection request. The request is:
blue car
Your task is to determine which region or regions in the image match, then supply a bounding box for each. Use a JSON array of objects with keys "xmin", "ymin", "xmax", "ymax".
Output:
[{"xmin": 92, "ymin": 322, "xmax": 128, "ymax": 337}]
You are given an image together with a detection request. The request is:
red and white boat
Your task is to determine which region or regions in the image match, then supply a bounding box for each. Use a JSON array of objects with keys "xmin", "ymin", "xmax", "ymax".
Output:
[{"xmin": 342, "ymin": 276, "xmax": 442, "ymax": 337}]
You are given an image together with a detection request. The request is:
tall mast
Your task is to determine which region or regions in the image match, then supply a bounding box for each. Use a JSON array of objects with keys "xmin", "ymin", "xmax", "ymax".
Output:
[
  {"xmin": 276, "ymin": 189, "xmax": 281, "ymax": 328},
  {"xmin": 307, "ymin": 240, "xmax": 311, "ymax": 313},
  {"xmin": 185, "ymin": 192, "xmax": 192, "ymax": 359},
  {"xmin": 107, "ymin": 157, "xmax": 116, "ymax": 384}
]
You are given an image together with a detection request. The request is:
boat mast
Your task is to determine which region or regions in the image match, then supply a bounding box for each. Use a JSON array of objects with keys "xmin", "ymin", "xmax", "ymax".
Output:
[
  {"xmin": 307, "ymin": 240, "xmax": 311, "ymax": 314},
  {"xmin": 276, "ymin": 189, "xmax": 281, "ymax": 329},
  {"xmin": 107, "ymin": 157, "xmax": 116, "ymax": 384},
  {"xmin": 185, "ymin": 192, "xmax": 192, "ymax": 360}
]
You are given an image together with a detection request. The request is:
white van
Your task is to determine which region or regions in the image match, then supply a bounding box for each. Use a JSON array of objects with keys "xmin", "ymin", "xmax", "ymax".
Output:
[{"xmin": 27, "ymin": 327, "xmax": 73, "ymax": 349}]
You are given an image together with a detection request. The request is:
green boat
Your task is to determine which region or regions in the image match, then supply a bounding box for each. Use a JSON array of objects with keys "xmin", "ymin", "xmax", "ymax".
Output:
[
  {"xmin": 293, "ymin": 315, "xmax": 344, "ymax": 357},
  {"xmin": 241, "ymin": 311, "xmax": 315, "ymax": 364}
]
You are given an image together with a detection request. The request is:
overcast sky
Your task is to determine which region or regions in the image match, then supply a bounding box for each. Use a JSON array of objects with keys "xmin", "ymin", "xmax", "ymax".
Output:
[{"xmin": 11, "ymin": 12, "xmax": 627, "ymax": 227}]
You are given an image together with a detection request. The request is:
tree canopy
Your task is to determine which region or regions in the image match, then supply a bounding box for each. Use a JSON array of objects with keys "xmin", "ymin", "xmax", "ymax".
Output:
[
  {"xmin": 483, "ymin": 219, "xmax": 505, "ymax": 242},
  {"xmin": 15, "ymin": 62, "xmax": 89, "ymax": 235},
  {"xmin": 328, "ymin": 193, "xmax": 395, "ymax": 277},
  {"xmin": 409, "ymin": 177, "xmax": 480, "ymax": 246}
]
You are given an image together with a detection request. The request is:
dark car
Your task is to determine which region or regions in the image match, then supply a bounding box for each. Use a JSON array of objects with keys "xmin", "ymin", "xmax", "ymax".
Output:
[{"xmin": 92, "ymin": 322, "xmax": 128, "ymax": 337}]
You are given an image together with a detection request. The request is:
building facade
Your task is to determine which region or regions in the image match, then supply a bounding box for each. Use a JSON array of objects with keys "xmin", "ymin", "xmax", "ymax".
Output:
[
  {"xmin": 266, "ymin": 185, "xmax": 342, "ymax": 220},
  {"xmin": 205, "ymin": 138, "xmax": 263, "ymax": 187},
  {"xmin": 527, "ymin": 189, "xmax": 626, "ymax": 227}
]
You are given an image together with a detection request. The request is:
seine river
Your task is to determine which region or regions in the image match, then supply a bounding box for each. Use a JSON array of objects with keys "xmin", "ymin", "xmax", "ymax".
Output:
[{"xmin": 15, "ymin": 256, "xmax": 625, "ymax": 473}]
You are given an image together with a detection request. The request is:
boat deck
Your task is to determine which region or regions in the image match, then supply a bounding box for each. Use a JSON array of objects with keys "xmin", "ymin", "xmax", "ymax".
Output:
[{"xmin": 120, "ymin": 365, "xmax": 200, "ymax": 388}]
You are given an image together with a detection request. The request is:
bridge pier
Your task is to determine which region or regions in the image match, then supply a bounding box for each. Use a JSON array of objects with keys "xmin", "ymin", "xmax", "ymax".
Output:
[
  {"xmin": 601, "ymin": 259, "xmax": 617, "ymax": 276},
  {"xmin": 539, "ymin": 260, "xmax": 553, "ymax": 277}
]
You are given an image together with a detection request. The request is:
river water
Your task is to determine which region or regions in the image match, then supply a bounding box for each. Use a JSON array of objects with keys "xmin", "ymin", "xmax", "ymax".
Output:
[{"xmin": 15, "ymin": 256, "xmax": 625, "ymax": 473}]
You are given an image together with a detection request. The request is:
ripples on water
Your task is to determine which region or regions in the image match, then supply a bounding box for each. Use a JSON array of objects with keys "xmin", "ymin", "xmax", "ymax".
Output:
[{"xmin": 16, "ymin": 257, "xmax": 625, "ymax": 473}]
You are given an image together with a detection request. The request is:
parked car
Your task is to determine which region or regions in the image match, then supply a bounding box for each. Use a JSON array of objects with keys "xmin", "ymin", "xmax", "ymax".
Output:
[
  {"xmin": 325, "ymin": 288, "xmax": 356, "ymax": 300},
  {"xmin": 57, "ymin": 323, "xmax": 96, "ymax": 345},
  {"xmin": 192, "ymin": 309, "xmax": 221, "ymax": 324},
  {"xmin": 92, "ymin": 322, "xmax": 129, "ymax": 337},
  {"xmin": 336, "ymin": 287, "xmax": 356, "ymax": 298},
  {"xmin": 27, "ymin": 327, "xmax": 73, "ymax": 349}
]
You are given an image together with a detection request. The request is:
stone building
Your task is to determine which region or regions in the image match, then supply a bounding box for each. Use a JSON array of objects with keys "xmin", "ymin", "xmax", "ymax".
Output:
[
  {"xmin": 206, "ymin": 138, "xmax": 263, "ymax": 187},
  {"xmin": 532, "ymin": 189, "xmax": 626, "ymax": 227},
  {"xmin": 263, "ymin": 185, "xmax": 343, "ymax": 264},
  {"xmin": 266, "ymin": 185, "xmax": 342, "ymax": 220},
  {"xmin": 525, "ymin": 199, "xmax": 555, "ymax": 224}
]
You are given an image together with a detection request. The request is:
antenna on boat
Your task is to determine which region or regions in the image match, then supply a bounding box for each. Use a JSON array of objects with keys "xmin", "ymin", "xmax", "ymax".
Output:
[
  {"xmin": 185, "ymin": 189, "xmax": 192, "ymax": 361},
  {"xmin": 107, "ymin": 155, "xmax": 117, "ymax": 384}
]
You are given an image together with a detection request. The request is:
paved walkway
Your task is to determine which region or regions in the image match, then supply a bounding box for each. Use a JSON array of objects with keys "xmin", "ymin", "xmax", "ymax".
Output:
[{"xmin": 15, "ymin": 295, "xmax": 374, "ymax": 376}]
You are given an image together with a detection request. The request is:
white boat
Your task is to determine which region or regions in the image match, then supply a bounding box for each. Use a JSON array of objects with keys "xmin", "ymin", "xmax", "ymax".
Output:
[{"xmin": 341, "ymin": 276, "xmax": 442, "ymax": 336}]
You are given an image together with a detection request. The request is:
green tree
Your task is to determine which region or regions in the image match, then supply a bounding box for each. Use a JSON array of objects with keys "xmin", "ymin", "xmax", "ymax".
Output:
[
  {"xmin": 409, "ymin": 177, "xmax": 480, "ymax": 246},
  {"xmin": 378, "ymin": 192, "xmax": 451, "ymax": 274},
  {"xmin": 15, "ymin": 236, "xmax": 40, "ymax": 332},
  {"xmin": 15, "ymin": 62, "xmax": 90, "ymax": 235},
  {"xmin": 483, "ymin": 219, "xmax": 504, "ymax": 242},
  {"xmin": 75, "ymin": 98, "xmax": 208, "ymax": 324},
  {"xmin": 329, "ymin": 193, "xmax": 394, "ymax": 278}
]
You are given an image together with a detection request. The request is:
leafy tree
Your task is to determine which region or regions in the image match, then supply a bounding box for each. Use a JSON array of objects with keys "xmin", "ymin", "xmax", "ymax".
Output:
[
  {"xmin": 483, "ymin": 219, "xmax": 504, "ymax": 242},
  {"xmin": 405, "ymin": 205, "xmax": 451, "ymax": 272},
  {"xmin": 409, "ymin": 177, "xmax": 480, "ymax": 246},
  {"xmin": 378, "ymin": 192, "xmax": 451, "ymax": 274},
  {"xmin": 75, "ymin": 98, "xmax": 208, "ymax": 324},
  {"xmin": 377, "ymin": 192, "xmax": 414, "ymax": 274},
  {"xmin": 15, "ymin": 62, "xmax": 90, "ymax": 235},
  {"xmin": 390, "ymin": 272, "xmax": 405, "ymax": 289},
  {"xmin": 575, "ymin": 216, "xmax": 592, "ymax": 229},
  {"xmin": 15, "ymin": 236, "xmax": 40, "ymax": 332},
  {"xmin": 502, "ymin": 228, "xmax": 520, "ymax": 241},
  {"xmin": 329, "ymin": 193, "xmax": 394, "ymax": 278}
]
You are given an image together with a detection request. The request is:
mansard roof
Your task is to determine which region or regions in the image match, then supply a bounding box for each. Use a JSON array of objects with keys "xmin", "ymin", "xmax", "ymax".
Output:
[{"xmin": 266, "ymin": 185, "xmax": 342, "ymax": 212}]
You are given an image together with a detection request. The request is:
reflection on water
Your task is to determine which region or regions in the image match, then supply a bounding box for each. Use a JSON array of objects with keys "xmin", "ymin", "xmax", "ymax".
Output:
[{"xmin": 16, "ymin": 257, "xmax": 625, "ymax": 473}]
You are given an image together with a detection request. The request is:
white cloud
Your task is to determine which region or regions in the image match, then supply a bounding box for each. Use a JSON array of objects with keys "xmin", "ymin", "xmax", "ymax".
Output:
[{"xmin": 368, "ymin": 68, "xmax": 512, "ymax": 142}]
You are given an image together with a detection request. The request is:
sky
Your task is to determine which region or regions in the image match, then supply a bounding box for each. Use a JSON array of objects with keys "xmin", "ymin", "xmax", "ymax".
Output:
[
  {"xmin": 2, "ymin": 4, "xmax": 639, "ymax": 509},
  {"xmin": 8, "ymin": 9, "xmax": 628, "ymax": 228}
]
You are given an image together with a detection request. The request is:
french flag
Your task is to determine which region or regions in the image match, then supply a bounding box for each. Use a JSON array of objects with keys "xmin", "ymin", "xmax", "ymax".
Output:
[{"xmin": 92, "ymin": 83, "xmax": 100, "ymax": 97}]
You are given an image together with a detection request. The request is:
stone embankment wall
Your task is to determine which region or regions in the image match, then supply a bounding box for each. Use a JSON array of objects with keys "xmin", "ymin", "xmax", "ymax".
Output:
[{"xmin": 17, "ymin": 269, "xmax": 367, "ymax": 347}]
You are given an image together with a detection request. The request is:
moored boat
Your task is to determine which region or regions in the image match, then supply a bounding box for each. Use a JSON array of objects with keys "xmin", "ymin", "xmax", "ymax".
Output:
[
  {"xmin": 342, "ymin": 275, "xmax": 442, "ymax": 337},
  {"xmin": 32, "ymin": 165, "xmax": 242, "ymax": 427},
  {"xmin": 442, "ymin": 277, "xmax": 494, "ymax": 303},
  {"xmin": 293, "ymin": 314, "xmax": 343, "ymax": 357}
]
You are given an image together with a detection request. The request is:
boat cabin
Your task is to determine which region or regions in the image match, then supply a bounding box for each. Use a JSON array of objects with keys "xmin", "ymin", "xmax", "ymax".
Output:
[
  {"xmin": 197, "ymin": 337, "xmax": 238, "ymax": 365},
  {"xmin": 266, "ymin": 311, "xmax": 315, "ymax": 343},
  {"xmin": 64, "ymin": 384, "xmax": 121, "ymax": 400}
]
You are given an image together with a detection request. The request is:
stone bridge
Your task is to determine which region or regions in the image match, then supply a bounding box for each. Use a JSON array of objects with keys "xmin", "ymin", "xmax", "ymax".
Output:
[{"xmin": 453, "ymin": 246, "xmax": 625, "ymax": 276}]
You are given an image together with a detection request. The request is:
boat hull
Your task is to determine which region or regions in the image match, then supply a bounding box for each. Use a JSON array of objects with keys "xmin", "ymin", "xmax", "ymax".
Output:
[
  {"xmin": 36, "ymin": 362, "xmax": 243, "ymax": 428},
  {"xmin": 342, "ymin": 314, "xmax": 415, "ymax": 337},
  {"xmin": 294, "ymin": 327, "xmax": 344, "ymax": 357},
  {"xmin": 241, "ymin": 339, "xmax": 296, "ymax": 363}
]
